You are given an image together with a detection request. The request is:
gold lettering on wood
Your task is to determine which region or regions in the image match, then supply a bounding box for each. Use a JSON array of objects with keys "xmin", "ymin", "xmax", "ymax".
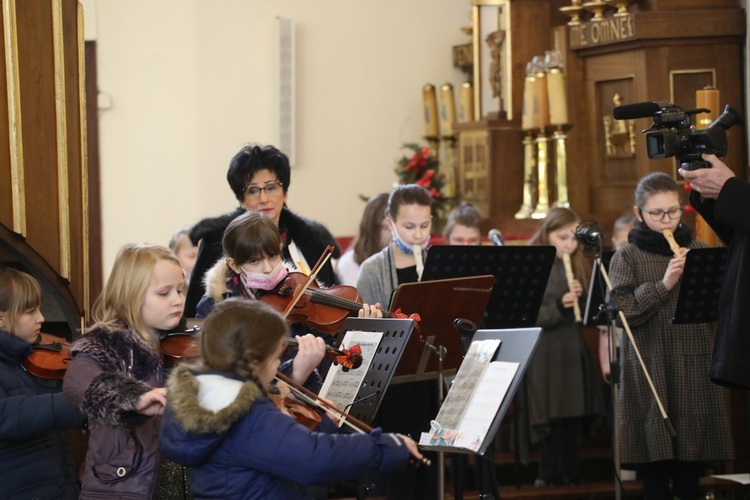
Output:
[{"xmin": 569, "ymin": 13, "xmax": 634, "ymax": 49}]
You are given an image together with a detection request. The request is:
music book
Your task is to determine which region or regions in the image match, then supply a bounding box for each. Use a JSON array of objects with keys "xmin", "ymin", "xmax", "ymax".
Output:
[
  {"xmin": 420, "ymin": 339, "xmax": 519, "ymax": 452},
  {"xmin": 319, "ymin": 330, "xmax": 382, "ymax": 425}
]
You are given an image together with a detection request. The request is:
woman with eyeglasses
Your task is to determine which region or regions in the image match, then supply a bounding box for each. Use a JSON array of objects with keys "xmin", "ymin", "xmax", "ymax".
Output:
[
  {"xmin": 185, "ymin": 145, "xmax": 340, "ymax": 317},
  {"xmin": 608, "ymin": 172, "xmax": 733, "ymax": 500}
]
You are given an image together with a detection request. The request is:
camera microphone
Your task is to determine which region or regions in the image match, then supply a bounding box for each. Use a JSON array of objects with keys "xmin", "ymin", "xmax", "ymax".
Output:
[
  {"xmin": 613, "ymin": 101, "xmax": 670, "ymax": 120},
  {"xmin": 575, "ymin": 220, "xmax": 603, "ymax": 247},
  {"xmin": 488, "ymin": 229, "xmax": 504, "ymax": 246}
]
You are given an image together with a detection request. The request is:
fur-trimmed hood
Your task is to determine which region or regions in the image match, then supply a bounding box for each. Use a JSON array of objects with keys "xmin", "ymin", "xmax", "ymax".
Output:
[{"xmin": 160, "ymin": 364, "xmax": 264, "ymax": 466}]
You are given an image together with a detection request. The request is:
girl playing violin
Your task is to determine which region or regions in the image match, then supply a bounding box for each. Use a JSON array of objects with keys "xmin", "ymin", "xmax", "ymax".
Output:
[
  {"xmin": 196, "ymin": 209, "xmax": 381, "ymax": 387},
  {"xmin": 159, "ymin": 298, "xmax": 423, "ymax": 499},
  {"xmin": 522, "ymin": 207, "xmax": 603, "ymax": 487},
  {"xmin": 609, "ymin": 173, "xmax": 733, "ymax": 499},
  {"xmin": 63, "ymin": 243, "xmax": 185, "ymax": 499},
  {"xmin": 0, "ymin": 267, "xmax": 87, "ymax": 499},
  {"xmin": 356, "ymin": 184, "xmax": 433, "ymax": 308}
]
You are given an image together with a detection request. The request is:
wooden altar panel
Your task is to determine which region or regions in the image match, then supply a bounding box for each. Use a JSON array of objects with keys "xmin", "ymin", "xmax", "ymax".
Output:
[{"xmin": 0, "ymin": 0, "xmax": 88, "ymax": 329}]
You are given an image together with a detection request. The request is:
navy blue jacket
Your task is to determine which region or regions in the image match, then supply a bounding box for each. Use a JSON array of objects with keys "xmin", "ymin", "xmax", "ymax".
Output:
[
  {"xmin": 0, "ymin": 330, "xmax": 86, "ymax": 499},
  {"xmin": 159, "ymin": 366, "xmax": 410, "ymax": 499}
]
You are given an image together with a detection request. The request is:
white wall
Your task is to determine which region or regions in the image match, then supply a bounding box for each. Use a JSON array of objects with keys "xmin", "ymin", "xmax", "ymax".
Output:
[{"xmin": 83, "ymin": 0, "xmax": 470, "ymax": 275}]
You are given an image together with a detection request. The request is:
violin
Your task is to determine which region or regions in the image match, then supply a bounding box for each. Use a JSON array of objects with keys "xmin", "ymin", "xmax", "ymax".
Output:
[
  {"xmin": 160, "ymin": 318, "xmax": 364, "ymax": 371},
  {"xmin": 160, "ymin": 319, "xmax": 203, "ymax": 367},
  {"xmin": 275, "ymin": 372, "xmax": 431, "ymax": 468},
  {"xmin": 259, "ymin": 272, "xmax": 365, "ymax": 334},
  {"xmin": 270, "ymin": 379, "xmax": 322, "ymax": 431},
  {"xmin": 22, "ymin": 333, "xmax": 72, "ymax": 379}
]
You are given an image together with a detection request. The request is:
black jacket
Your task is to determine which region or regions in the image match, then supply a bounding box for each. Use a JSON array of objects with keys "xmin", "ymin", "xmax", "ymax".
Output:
[
  {"xmin": 690, "ymin": 177, "xmax": 750, "ymax": 389},
  {"xmin": 185, "ymin": 207, "xmax": 340, "ymax": 317},
  {"xmin": 0, "ymin": 330, "xmax": 86, "ymax": 499}
]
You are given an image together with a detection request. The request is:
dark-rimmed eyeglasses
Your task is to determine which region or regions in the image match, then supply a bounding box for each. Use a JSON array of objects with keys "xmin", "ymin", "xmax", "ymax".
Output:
[
  {"xmin": 639, "ymin": 206, "xmax": 683, "ymax": 222},
  {"xmin": 244, "ymin": 181, "xmax": 283, "ymax": 198}
]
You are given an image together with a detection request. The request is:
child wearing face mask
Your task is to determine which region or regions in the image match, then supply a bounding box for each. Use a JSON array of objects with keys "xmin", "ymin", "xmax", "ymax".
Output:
[
  {"xmin": 355, "ymin": 184, "xmax": 437, "ymax": 500},
  {"xmin": 195, "ymin": 210, "xmax": 381, "ymax": 388},
  {"xmin": 356, "ymin": 184, "xmax": 433, "ymax": 309},
  {"xmin": 520, "ymin": 207, "xmax": 603, "ymax": 487},
  {"xmin": 609, "ymin": 173, "xmax": 733, "ymax": 500}
]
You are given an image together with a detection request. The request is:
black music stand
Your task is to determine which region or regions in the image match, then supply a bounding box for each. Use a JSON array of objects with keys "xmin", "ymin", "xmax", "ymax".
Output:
[
  {"xmin": 332, "ymin": 317, "xmax": 415, "ymax": 426},
  {"xmin": 672, "ymin": 247, "xmax": 728, "ymax": 324},
  {"xmin": 388, "ymin": 275, "xmax": 495, "ymax": 379},
  {"xmin": 422, "ymin": 245, "xmax": 556, "ymax": 329},
  {"xmin": 422, "ymin": 327, "xmax": 542, "ymax": 500},
  {"xmin": 583, "ymin": 250, "xmax": 615, "ymax": 327}
]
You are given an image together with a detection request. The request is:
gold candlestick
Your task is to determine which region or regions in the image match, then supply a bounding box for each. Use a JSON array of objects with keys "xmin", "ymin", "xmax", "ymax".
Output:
[
  {"xmin": 552, "ymin": 128, "xmax": 571, "ymax": 209},
  {"xmin": 560, "ymin": 0, "xmax": 586, "ymax": 26},
  {"xmin": 531, "ymin": 131, "xmax": 551, "ymax": 219},
  {"xmin": 604, "ymin": 0, "xmax": 635, "ymax": 16},
  {"xmin": 582, "ymin": 0, "xmax": 611, "ymax": 20},
  {"xmin": 515, "ymin": 132, "xmax": 537, "ymax": 219}
]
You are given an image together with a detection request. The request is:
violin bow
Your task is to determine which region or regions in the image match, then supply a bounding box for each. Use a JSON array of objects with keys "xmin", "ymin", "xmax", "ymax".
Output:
[
  {"xmin": 281, "ymin": 245, "xmax": 334, "ymax": 318},
  {"xmin": 274, "ymin": 372, "xmax": 432, "ymax": 468}
]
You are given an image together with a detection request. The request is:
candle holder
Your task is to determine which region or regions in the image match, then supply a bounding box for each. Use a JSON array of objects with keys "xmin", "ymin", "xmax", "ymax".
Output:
[
  {"xmin": 515, "ymin": 132, "xmax": 537, "ymax": 219},
  {"xmin": 604, "ymin": 0, "xmax": 635, "ymax": 16},
  {"xmin": 582, "ymin": 0, "xmax": 612, "ymax": 20},
  {"xmin": 550, "ymin": 125, "xmax": 572, "ymax": 209},
  {"xmin": 559, "ymin": 0, "xmax": 586, "ymax": 25},
  {"xmin": 531, "ymin": 130, "xmax": 551, "ymax": 219}
]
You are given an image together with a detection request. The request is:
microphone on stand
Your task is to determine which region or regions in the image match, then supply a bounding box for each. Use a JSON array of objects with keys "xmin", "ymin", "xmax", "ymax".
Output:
[
  {"xmin": 488, "ymin": 229, "xmax": 504, "ymax": 246},
  {"xmin": 575, "ymin": 220, "xmax": 603, "ymax": 247}
]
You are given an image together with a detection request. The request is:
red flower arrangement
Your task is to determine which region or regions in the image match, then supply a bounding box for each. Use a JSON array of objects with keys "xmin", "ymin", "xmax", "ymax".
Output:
[{"xmin": 394, "ymin": 143, "xmax": 447, "ymax": 206}]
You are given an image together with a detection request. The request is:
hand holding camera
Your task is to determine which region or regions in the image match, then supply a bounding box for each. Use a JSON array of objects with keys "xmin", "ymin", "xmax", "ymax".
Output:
[
  {"xmin": 613, "ymin": 100, "xmax": 743, "ymax": 171},
  {"xmin": 678, "ymin": 154, "xmax": 736, "ymax": 200}
]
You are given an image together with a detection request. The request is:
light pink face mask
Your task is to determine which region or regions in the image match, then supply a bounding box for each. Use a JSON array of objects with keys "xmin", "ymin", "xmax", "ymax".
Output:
[{"xmin": 241, "ymin": 261, "xmax": 288, "ymax": 291}]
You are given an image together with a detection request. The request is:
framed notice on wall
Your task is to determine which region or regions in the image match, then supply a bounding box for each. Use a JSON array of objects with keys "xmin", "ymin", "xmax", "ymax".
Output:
[{"xmin": 472, "ymin": 0, "xmax": 511, "ymax": 120}]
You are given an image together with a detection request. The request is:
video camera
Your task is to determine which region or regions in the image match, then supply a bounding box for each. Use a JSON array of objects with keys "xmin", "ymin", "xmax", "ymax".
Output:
[{"xmin": 612, "ymin": 100, "xmax": 743, "ymax": 170}]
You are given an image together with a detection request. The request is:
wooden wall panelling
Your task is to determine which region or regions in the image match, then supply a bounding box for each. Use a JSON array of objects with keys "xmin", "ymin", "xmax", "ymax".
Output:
[
  {"xmin": 0, "ymin": 4, "xmax": 10, "ymax": 229},
  {"xmin": 0, "ymin": 0, "xmax": 88, "ymax": 330},
  {"xmin": 16, "ymin": 0, "xmax": 61, "ymax": 274}
]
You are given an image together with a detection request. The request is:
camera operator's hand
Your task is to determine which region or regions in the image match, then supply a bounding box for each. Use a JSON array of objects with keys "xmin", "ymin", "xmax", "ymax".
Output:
[{"xmin": 678, "ymin": 154, "xmax": 735, "ymax": 200}]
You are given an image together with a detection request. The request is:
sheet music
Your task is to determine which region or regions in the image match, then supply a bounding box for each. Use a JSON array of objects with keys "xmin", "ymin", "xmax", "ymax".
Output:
[
  {"xmin": 433, "ymin": 339, "xmax": 500, "ymax": 430},
  {"xmin": 452, "ymin": 361, "xmax": 519, "ymax": 451},
  {"xmin": 319, "ymin": 330, "xmax": 382, "ymax": 425}
]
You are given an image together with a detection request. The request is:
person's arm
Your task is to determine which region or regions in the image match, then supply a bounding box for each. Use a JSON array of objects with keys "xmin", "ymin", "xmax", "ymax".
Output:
[
  {"xmin": 678, "ymin": 154, "xmax": 735, "ymax": 200},
  {"xmin": 63, "ymin": 354, "xmax": 153, "ymax": 428},
  {"xmin": 0, "ymin": 387, "xmax": 85, "ymax": 439},
  {"xmin": 232, "ymin": 400, "xmax": 411, "ymax": 485},
  {"xmin": 356, "ymin": 256, "xmax": 387, "ymax": 308}
]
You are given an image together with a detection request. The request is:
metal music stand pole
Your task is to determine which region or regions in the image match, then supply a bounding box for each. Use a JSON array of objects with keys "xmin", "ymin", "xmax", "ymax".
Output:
[{"xmin": 423, "ymin": 341, "xmax": 447, "ymax": 500}]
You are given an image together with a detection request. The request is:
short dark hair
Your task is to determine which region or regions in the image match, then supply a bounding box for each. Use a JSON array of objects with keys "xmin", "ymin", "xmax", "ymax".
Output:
[
  {"xmin": 222, "ymin": 211, "xmax": 282, "ymax": 264},
  {"xmin": 634, "ymin": 172, "xmax": 679, "ymax": 208},
  {"xmin": 227, "ymin": 145, "xmax": 291, "ymax": 202},
  {"xmin": 385, "ymin": 184, "xmax": 433, "ymax": 220}
]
